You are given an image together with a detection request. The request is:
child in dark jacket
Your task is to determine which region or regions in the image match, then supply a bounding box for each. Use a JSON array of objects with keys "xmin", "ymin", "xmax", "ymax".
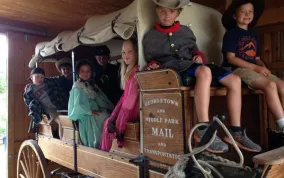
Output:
[{"xmin": 24, "ymin": 68, "xmax": 66, "ymax": 137}]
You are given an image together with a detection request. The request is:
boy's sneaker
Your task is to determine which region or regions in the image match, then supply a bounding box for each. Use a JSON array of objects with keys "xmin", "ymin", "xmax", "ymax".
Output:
[
  {"xmin": 224, "ymin": 129, "xmax": 262, "ymax": 152},
  {"xmin": 194, "ymin": 128, "xmax": 229, "ymax": 153}
]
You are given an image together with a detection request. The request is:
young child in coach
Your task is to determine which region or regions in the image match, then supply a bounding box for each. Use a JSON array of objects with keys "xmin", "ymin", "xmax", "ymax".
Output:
[{"xmin": 143, "ymin": 0, "xmax": 261, "ymax": 153}]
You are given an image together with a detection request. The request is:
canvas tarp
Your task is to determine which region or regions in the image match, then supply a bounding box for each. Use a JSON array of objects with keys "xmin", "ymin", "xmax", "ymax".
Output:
[
  {"xmin": 29, "ymin": 0, "xmax": 138, "ymax": 68},
  {"xmin": 77, "ymin": 0, "xmax": 137, "ymax": 45}
]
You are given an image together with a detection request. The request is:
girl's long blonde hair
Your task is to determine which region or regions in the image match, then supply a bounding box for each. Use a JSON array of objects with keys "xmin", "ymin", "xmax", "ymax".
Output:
[{"xmin": 120, "ymin": 39, "xmax": 138, "ymax": 89}]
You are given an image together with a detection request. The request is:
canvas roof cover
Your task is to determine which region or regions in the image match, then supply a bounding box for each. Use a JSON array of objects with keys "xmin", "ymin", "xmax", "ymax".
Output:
[{"xmin": 29, "ymin": 0, "xmax": 137, "ymax": 68}]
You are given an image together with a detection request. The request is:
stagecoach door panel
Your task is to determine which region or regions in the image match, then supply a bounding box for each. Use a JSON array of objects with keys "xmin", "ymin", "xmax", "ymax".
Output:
[{"xmin": 141, "ymin": 91, "xmax": 185, "ymax": 168}]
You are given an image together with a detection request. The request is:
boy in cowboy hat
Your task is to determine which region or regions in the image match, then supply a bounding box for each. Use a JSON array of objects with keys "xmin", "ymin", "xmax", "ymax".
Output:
[
  {"xmin": 55, "ymin": 58, "xmax": 73, "ymax": 96},
  {"xmin": 143, "ymin": 0, "xmax": 261, "ymax": 152},
  {"xmin": 222, "ymin": 0, "xmax": 284, "ymax": 133}
]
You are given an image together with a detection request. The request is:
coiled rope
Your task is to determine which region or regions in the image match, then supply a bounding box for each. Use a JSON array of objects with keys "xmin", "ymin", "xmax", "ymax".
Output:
[{"xmin": 165, "ymin": 116, "xmax": 245, "ymax": 178}]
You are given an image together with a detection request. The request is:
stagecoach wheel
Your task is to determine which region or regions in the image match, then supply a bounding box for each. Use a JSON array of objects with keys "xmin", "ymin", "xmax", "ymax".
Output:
[{"xmin": 17, "ymin": 140, "xmax": 50, "ymax": 178}]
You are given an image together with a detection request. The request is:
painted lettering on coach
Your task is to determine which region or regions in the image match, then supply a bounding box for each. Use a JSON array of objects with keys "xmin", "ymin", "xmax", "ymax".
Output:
[{"xmin": 142, "ymin": 93, "xmax": 185, "ymax": 166}]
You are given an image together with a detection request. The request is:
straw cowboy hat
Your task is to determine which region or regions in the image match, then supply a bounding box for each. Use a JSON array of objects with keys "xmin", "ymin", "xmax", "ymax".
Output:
[
  {"xmin": 55, "ymin": 58, "xmax": 72, "ymax": 73},
  {"xmin": 222, "ymin": 0, "xmax": 265, "ymax": 30},
  {"xmin": 152, "ymin": 0, "xmax": 190, "ymax": 9}
]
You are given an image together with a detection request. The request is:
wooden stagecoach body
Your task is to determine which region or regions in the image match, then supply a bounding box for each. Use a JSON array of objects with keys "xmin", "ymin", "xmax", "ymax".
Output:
[{"xmin": 15, "ymin": 0, "xmax": 284, "ymax": 178}]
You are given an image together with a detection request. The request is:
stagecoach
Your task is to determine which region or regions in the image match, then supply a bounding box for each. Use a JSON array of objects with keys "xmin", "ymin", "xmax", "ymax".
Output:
[{"xmin": 16, "ymin": 0, "xmax": 284, "ymax": 177}]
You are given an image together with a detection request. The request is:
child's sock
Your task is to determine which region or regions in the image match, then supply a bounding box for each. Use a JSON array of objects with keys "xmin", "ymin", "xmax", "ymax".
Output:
[
  {"xmin": 230, "ymin": 126, "xmax": 242, "ymax": 132},
  {"xmin": 198, "ymin": 121, "xmax": 209, "ymax": 130},
  {"xmin": 277, "ymin": 118, "xmax": 284, "ymax": 130}
]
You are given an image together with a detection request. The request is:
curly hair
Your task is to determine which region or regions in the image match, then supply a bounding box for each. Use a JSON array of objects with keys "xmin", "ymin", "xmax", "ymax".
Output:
[{"xmin": 75, "ymin": 60, "xmax": 93, "ymax": 76}]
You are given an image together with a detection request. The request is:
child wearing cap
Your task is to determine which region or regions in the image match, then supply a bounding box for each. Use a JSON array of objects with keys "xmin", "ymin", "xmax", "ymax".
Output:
[
  {"xmin": 143, "ymin": 0, "xmax": 261, "ymax": 152},
  {"xmin": 222, "ymin": 0, "xmax": 284, "ymax": 133},
  {"xmin": 92, "ymin": 45, "xmax": 123, "ymax": 105},
  {"xmin": 23, "ymin": 68, "xmax": 66, "ymax": 136}
]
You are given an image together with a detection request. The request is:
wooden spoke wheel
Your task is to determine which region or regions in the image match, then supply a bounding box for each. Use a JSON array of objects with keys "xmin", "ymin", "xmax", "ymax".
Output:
[{"xmin": 17, "ymin": 140, "xmax": 50, "ymax": 178}]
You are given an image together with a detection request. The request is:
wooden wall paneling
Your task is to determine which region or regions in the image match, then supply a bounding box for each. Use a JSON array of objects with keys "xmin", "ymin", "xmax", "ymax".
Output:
[
  {"xmin": 281, "ymin": 32, "xmax": 284, "ymax": 61},
  {"xmin": 39, "ymin": 62, "xmax": 61, "ymax": 77},
  {"xmin": 271, "ymin": 32, "xmax": 278, "ymax": 62},
  {"xmin": 265, "ymin": 0, "xmax": 284, "ymax": 10},
  {"xmin": 262, "ymin": 33, "xmax": 272, "ymax": 68},
  {"xmin": 259, "ymin": 94, "xmax": 268, "ymax": 150},
  {"xmin": 257, "ymin": 23, "xmax": 284, "ymax": 34},
  {"xmin": 258, "ymin": 7, "xmax": 284, "ymax": 26},
  {"xmin": 277, "ymin": 32, "xmax": 281, "ymax": 62},
  {"xmin": 7, "ymin": 32, "xmax": 27, "ymax": 178},
  {"xmin": 192, "ymin": 0, "xmax": 226, "ymax": 12},
  {"xmin": 258, "ymin": 24, "xmax": 284, "ymax": 131},
  {"xmin": 7, "ymin": 31, "xmax": 52, "ymax": 178},
  {"xmin": 277, "ymin": 32, "xmax": 281, "ymax": 61}
]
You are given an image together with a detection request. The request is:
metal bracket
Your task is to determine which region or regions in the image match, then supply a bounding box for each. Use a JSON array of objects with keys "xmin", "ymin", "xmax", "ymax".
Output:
[{"xmin": 130, "ymin": 155, "xmax": 149, "ymax": 178}]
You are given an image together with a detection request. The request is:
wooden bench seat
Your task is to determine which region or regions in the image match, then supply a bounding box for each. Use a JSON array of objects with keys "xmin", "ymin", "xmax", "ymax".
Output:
[
  {"xmin": 38, "ymin": 115, "xmax": 58, "ymax": 138},
  {"xmin": 253, "ymin": 146, "xmax": 284, "ymax": 165},
  {"xmin": 136, "ymin": 69, "xmax": 264, "ymax": 96},
  {"xmin": 181, "ymin": 86, "xmax": 264, "ymax": 97},
  {"xmin": 58, "ymin": 115, "xmax": 80, "ymax": 144},
  {"xmin": 253, "ymin": 146, "xmax": 284, "ymax": 178},
  {"xmin": 40, "ymin": 114, "xmax": 140, "ymax": 156},
  {"xmin": 58, "ymin": 116, "xmax": 139, "ymax": 143}
]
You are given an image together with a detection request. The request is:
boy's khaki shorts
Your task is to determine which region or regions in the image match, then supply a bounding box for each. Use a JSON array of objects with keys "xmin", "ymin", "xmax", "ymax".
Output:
[{"xmin": 232, "ymin": 68, "xmax": 280, "ymax": 87}]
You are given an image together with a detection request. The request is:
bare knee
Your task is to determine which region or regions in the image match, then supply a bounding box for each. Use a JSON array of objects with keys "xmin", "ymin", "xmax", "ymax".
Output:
[
  {"xmin": 195, "ymin": 66, "xmax": 211, "ymax": 82},
  {"xmin": 223, "ymin": 74, "xmax": 241, "ymax": 89},
  {"xmin": 264, "ymin": 81, "xmax": 277, "ymax": 92}
]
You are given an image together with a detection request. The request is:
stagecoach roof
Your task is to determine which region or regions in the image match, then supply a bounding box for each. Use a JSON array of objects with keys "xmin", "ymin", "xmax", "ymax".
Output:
[{"xmin": 29, "ymin": 0, "xmax": 137, "ymax": 68}]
